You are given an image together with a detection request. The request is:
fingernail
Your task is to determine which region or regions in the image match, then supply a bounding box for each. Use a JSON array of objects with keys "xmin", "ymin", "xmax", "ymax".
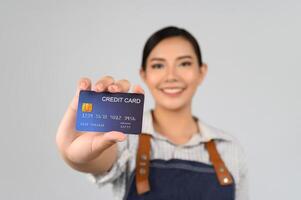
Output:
[
  {"xmin": 96, "ymin": 83, "xmax": 103, "ymax": 91},
  {"xmin": 113, "ymin": 85, "xmax": 119, "ymax": 91},
  {"xmin": 110, "ymin": 85, "xmax": 118, "ymax": 92}
]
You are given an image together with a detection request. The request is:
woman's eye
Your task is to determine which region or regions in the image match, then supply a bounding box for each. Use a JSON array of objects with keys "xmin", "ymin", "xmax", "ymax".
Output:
[
  {"xmin": 151, "ymin": 63, "xmax": 164, "ymax": 69},
  {"xmin": 180, "ymin": 61, "xmax": 192, "ymax": 67}
]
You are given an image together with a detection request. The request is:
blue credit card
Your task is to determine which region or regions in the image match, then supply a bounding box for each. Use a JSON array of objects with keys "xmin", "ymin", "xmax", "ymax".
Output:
[{"xmin": 76, "ymin": 90, "xmax": 144, "ymax": 134}]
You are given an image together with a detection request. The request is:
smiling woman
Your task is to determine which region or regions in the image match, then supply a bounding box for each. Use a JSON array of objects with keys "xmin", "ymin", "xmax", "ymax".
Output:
[{"xmin": 56, "ymin": 26, "xmax": 249, "ymax": 200}]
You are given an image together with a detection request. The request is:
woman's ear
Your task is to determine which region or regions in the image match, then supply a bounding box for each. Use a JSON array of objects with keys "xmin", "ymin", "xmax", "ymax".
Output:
[
  {"xmin": 140, "ymin": 68, "xmax": 146, "ymax": 83},
  {"xmin": 197, "ymin": 63, "xmax": 208, "ymax": 85}
]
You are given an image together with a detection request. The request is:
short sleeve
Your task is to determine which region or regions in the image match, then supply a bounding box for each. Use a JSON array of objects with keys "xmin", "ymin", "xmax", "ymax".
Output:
[
  {"xmin": 235, "ymin": 144, "xmax": 250, "ymax": 200},
  {"xmin": 86, "ymin": 140, "xmax": 132, "ymax": 187}
]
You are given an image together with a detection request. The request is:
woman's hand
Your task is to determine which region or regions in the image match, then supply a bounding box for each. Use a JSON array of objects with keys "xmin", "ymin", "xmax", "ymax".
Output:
[{"xmin": 55, "ymin": 76, "xmax": 144, "ymax": 172}]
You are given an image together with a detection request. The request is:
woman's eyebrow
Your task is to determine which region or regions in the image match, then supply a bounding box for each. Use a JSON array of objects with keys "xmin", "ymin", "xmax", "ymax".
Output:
[
  {"xmin": 176, "ymin": 55, "xmax": 192, "ymax": 60},
  {"xmin": 150, "ymin": 55, "xmax": 192, "ymax": 62},
  {"xmin": 149, "ymin": 58, "xmax": 165, "ymax": 62}
]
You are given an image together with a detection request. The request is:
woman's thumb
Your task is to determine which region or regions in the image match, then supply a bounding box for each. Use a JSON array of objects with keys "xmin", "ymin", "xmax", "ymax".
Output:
[{"xmin": 91, "ymin": 131, "xmax": 127, "ymax": 153}]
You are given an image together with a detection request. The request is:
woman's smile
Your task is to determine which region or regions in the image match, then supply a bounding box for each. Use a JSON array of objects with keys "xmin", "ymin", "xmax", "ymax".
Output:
[{"xmin": 159, "ymin": 86, "xmax": 186, "ymax": 97}]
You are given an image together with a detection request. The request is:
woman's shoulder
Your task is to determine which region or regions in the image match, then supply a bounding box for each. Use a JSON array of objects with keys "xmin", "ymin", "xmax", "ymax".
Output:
[
  {"xmin": 200, "ymin": 120, "xmax": 248, "ymax": 175},
  {"xmin": 198, "ymin": 119, "xmax": 247, "ymax": 167},
  {"xmin": 198, "ymin": 119, "xmax": 243, "ymax": 146}
]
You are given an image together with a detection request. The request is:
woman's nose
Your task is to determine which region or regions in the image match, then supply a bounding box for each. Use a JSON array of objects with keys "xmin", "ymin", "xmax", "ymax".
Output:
[{"xmin": 164, "ymin": 65, "xmax": 178, "ymax": 80}]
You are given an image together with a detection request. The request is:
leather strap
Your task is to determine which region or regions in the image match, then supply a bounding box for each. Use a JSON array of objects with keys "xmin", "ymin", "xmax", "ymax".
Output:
[
  {"xmin": 205, "ymin": 140, "xmax": 233, "ymax": 185},
  {"xmin": 135, "ymin": 133, "xmax": 151, "ymax": 194},
  {"xmin": 135, "ymin": 134, "xmax": 233, "ymax": 195}
]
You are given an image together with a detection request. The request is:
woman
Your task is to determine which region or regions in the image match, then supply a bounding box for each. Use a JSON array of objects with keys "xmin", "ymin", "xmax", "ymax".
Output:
[{"xmin": 56, "ymin": 26, "xmax": 249, "ymax": 200}]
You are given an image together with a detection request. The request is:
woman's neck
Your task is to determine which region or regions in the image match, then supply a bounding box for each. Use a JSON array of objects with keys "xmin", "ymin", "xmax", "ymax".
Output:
[{"xmin": 152, "ymin": 104, "xmax": 199, "ymax": 145}]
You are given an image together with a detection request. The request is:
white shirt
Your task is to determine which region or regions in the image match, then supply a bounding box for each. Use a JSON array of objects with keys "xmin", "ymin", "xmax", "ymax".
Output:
[{"xmin": 87, "ymin": 109, "xmax": 249, "ymax": 200}]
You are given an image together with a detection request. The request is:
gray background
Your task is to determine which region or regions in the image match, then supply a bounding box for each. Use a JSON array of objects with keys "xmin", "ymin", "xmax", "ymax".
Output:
[{"xmin": 0, "ymin": 0, "xmax": 300, "ymax": 199}]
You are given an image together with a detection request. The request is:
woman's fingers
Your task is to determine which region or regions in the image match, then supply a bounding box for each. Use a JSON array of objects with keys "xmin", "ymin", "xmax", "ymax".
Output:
[
  {"xmin": 94, "ymin": 77, "xmax": 131, "ymax": 93},
  {"xmin": 132, "ymin": 84, "xmax": 145, "ymax": 94},
  {"xmin": 109, "ymin": 79, "xmax": 131, "ymax": 93},
  {"xmin": 94, "ymin": 76, "xmax": 115, "ymax": 92}
]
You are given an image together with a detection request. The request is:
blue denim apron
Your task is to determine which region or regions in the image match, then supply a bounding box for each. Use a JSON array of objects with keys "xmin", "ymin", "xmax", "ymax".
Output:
[{"xmin": 123, "ymin": 134, "xmax": 235, "ymax": 200}]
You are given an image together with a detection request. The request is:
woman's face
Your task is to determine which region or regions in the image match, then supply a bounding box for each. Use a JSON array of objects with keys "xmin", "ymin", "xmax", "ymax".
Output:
[{"xmin": 140, "ymin": 36, "xmax": 208, "ymax": 111}]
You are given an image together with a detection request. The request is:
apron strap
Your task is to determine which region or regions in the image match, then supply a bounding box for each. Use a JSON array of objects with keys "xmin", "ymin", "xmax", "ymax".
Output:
[
  {"xmin": 205, "ymin": 140, "xmax": 234, "ymax": 185},
  {"xmin": 135, "ymin": 134, "xmax": 233, "ymax": 195},
  {"xmin": 135, "ymin": 133, "xmax": 151, "ymax": 194}
]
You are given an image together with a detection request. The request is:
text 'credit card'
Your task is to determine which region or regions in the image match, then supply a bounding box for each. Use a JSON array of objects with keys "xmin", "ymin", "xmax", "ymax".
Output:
[{"xmin": 76, "ymin": 90, "xmax": 144, "ymax": 134}]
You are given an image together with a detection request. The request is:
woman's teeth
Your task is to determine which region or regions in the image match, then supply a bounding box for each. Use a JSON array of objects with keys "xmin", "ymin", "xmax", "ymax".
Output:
[{"xmin": 161, "ymin": 88, "xmax": 184, "ymax": 94}]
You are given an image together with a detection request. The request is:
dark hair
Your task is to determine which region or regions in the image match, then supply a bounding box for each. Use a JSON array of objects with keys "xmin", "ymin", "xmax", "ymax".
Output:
[{"xmin": 141, "ymin": 26, "xmax": 203, "ymax": 71}]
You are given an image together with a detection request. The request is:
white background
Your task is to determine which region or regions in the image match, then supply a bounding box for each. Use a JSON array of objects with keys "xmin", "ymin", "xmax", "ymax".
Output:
[{"xmin": 0, "ymin": 0, "xmax": 300, "ymax": 199}]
